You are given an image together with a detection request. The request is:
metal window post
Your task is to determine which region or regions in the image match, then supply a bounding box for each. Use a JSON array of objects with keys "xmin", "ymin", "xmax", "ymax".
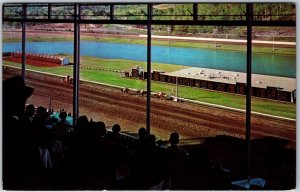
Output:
[
  {"xmin": 146, "ymin": 3, "xmax": 152, "ymax": 134},
  {"xmin": 48, "ymin": 4, "xmax": 51, "ymax": 20},
  {"xmin": 21, "ymin": 4, "xmax": 27, "ymax": 80},
  {"xmin": 193, "ymin": 3, "xmax": 198, "ymax": 21},
  {"xmin": 246, "ymin": 3, "xmax": 253, "ymax": 176},
  {"xmin": 110, "ymin": 4, "xmax": 114, "ymax": 21},
  {"xmin": 73, "ymin": 3, "xmax": 80, "ymax": 124},
  {"xmin": 176, "ymin": 76, "xmax": 178, "ymax": 100}
]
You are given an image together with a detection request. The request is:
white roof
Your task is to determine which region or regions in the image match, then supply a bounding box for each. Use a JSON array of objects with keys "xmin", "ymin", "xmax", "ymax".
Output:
[{"xmin": 164, "ymin": 67, "xmax": 296, "ymax": 92}]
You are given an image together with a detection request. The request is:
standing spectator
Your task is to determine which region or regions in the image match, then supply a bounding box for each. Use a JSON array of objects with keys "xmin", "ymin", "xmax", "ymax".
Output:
[{"xmin": 3, "ymin": 76, "xmax": 44, "ymax": 189}]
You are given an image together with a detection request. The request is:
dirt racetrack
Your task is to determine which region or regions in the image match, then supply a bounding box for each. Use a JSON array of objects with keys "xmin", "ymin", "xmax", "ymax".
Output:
[{"xmin": 3, "ymin": 66, "xmax": 296, "ymax": 149}]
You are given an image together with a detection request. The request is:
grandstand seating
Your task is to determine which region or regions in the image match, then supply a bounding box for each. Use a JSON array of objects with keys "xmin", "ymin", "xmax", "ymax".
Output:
[{"xmin": 1, "ymin": 103, "xmax": 292, "ymax": 190}]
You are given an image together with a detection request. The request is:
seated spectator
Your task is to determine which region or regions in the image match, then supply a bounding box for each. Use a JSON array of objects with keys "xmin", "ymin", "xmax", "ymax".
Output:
[
  {"xmin": 112, "ymin": 124, "xmax": 121, "ymax": 134},
  {"xmin": 57, "ymin": 110, "xmax": 73, "ymax": 133},
  {"xmin": 59, "ymin": 110, "xmax": 68, "ymax": 123},
  {"xmin": 169, "ymin": 132, "xmax": 179, "ymax": 149},
  {"xmin": 32, "ymin": 110, "xmax": 54, "ymax": 148},
  {"xmin": 90, "ymin": 121, "xmax": 106, "ymax": 138},
  {"xmin": 62, "ymin": 116, "xmax": 108, "ymax": 186},
  {"xmin": 22, "ymin": 104, "xmax": 35, "ymax": 127},
  {"xmin": 133, "ymin": 127, "xmax": 148, "ymax": 157},
  {"xmin": 145, "ymin": 134, "xmax": 159, "ymax": 159},
  {"xmin": 36, "ymin": 106, "xmax": 47, "ymax": 117},
  {"xmin": 138, "ymin": 127, "xmax": 147, "ymax": 139},
  {"xmin": 107, "ymin": 124, "xmax": 122, "ymax": 142},
  {"xmin": 75, "ymin": 115, "xmax": 89, "ymax": 136},
  {"xmin": 33, "ymin": 106, "xmax": 47, "ymax": 125},
  {"xmin": 156, "ymin": 139, "xmax": 163, "ymax": 148}
]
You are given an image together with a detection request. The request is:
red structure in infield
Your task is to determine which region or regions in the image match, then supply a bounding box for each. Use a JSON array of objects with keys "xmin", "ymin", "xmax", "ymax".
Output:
[{"xmin": 3, "ymin": 52, "xmax": 69, "ymax": 67}]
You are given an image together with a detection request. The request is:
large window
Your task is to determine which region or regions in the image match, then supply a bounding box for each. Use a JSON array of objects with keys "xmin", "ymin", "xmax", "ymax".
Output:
[
  {"xmin": 24, "ymin": 22, "xmax": 74, "ymax": 114},
  {"xmin": 79, "ymin": 24, "xmax": 147, "ymax": 134},
  {"xmin": 150, "ymin": 25, "xmax": 247, "ymax": 145},
  {"xmin": 1, "ymin": 3, "xmax": 296, "ymax": 189}
]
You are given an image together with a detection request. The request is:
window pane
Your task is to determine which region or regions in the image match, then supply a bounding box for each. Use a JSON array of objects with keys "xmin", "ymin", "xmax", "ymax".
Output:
[
  {"xmin": 114, "ymin": 4, "xmax": 147, "ymax": 20},
  {"xmin": 27, "ymin": 4, "xmax": 48, "ymax": 19},
  {"xmin": 150, "ymin": 25, "xmax": 247, "ymax": 149},
  {"xmin": 81, "ymin": 4, "xmax": 110, "ymax": 20},
  {"xmin": 197, "ymin": 3, "xmax": 246, "ymax": 20},
  {"xmin": 79, "ymin": 24, "xmax": 147, "ymax": 135},
  {"xmin": 153, "ymin": 4, "xmax": 193, "ymax": 20},
  {"xmin": 3, "ymin": 4, "xmax": 23, "ymax": 19},
  {"xmin": 50, "ymin": 5, "xmax": 74, "ymax": 20},
  {"xmin": 23, "ymin": 23, "xmax": 74, "ymax": 114},
  {"xmin": 251, "ymin": 25, "xmax": 296, "ymax": 187},
  {"xmin": 253, "ymin": 3, "xmax": 296, "ymax": 21},
  {"xmin": 2, "ymin": 22, "xmax": 22, "ymax": 77}
]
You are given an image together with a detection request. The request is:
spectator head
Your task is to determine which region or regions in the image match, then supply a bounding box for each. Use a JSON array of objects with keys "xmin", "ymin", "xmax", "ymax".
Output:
[
  {"xmin": 90, "ymin": 121, "xmax": 106, "ymax": 137},
  {"xmin": 97, "ymin": 121, "xmax": 106, "ymax": 136},
  {"xmin": 59, "ymin": 111, "xmax": 67, "ymax": 121},
  {"xmin": 3, "ymin": 76, "xmax": 34, "ymax": 117},
  {"xmin": 112, "ymin": 124, "xmax": 121, "ymax": 133},
  {"xmin": 76, "ymin": 116, "xmax": 92, "ymax": 139},
  {"xmin": 147, "ymin": 134, "xmax": 156, "ymax": 143},
  {"xmin": 156, "ymin": 139, "xmax": 163, "ymax": 147},
  {"xmin": 25, "ymin": 104, "xmax": 35, "ymax": 117},
  {"xmin": 36, "ymin": 106, "xmax": 46, "ymax": 116},
  {"xmin": 169, "ymin": 132, "xmax": 179, "ymax": 146},
  {"xmin": 138, "ymin": 127, "xmax": 147, "ymax": 139},
  {"xmin": 76, "ymin": 115, "xmax": 89, "ymax": 130},
  {"xmin": 40, "ymin": 111, "xmax": 50, "ymax": 123}
]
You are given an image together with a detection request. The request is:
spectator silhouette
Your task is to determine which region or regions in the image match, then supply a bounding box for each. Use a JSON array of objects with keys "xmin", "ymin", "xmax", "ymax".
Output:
[
  {"xmin": 22, "ymin": 104, "xmax": 35, "ymax": 127},
  {"xmin": 2, "ymin": 76, "xmax": 44, "ymax": 189},
  {"xmin": 62, "ymin": 116, "xmax": 107, "ymax": 187},
  {"xmin": 133, "ymin": 127, "xmax": 148, "ymax": 158},
  {"xmin": 169, "ymin": 132, "xmax": 179, "ymax": 148},
  {"xmin": 32, "ymin": 110, "xmax": 53, "ymax": 148},
  {"xmin": 138, "ymin": 127, "xmax": 147, "ymax": 139},
  {"xmin": 74, "ymin": 115, "xmax": 89, "ymax": 137},
  {"xmin": 145, "ymin": 134, "xmax": 159, "ymax": 159},
  {"xmin": 59, "ymin": 110, "xmax": 68, "ymax": 123},
  {"xmin": 107, "ymin": 124, "xmax": 122, "ymax": 142},
  {"xmin": 112, "ymin": 124, "xmax": 121, "ymax": 134},
  {"xmin": 57, "ymin": 110, "xmax": 73, "ymax": 134},
  {"xmin": 90, "ymin": 121, "xmax": 106, "ymax": 138}
]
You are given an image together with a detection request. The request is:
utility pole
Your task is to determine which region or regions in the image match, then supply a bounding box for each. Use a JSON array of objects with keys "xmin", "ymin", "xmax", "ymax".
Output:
[
  {"xmin": 167, "ymin": 26, "xmax": 171, "ymax": 46},
  {"xmin": 175, "ymin": 76, "xmax": 178, "ymax": 101},
  {"xmin": 272, "ymin": 34, "xmax": 275, "ymax": 51}
]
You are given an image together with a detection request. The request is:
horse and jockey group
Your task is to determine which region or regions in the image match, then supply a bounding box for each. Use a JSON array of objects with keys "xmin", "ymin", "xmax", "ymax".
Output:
[
  {"xmin": 121, "ymin": 87, "xmax": 166, "ymax": 99},
  {"xmin": 63, "ymin": 75, "xmax": 73, "ymax": 84}
]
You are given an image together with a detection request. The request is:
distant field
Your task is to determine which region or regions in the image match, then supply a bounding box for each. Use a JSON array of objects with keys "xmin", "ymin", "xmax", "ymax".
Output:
[{"xmin": 3, "ymin": 56, "xmax": 296, "ymax": 119}]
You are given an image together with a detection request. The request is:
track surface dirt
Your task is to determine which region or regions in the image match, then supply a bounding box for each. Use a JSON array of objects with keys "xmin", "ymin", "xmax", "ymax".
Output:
[{"xmin": 3, "ymin": 67, "xmax": 296, "ymax": 149}]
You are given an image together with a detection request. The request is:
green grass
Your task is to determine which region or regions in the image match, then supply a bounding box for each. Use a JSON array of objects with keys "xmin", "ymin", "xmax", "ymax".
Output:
[
  {"xmin": 3, "ymin": 57, "xmax": 296, "ymax": 119},
  {"xmin": 79, "ymin": 56, "xmax": 188, "ymax": 72}
]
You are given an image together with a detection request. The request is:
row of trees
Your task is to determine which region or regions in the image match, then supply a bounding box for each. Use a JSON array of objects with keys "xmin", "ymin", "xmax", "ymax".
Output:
[
  {"xmin": 3, "ymin": 3, "xmax": 295, "ymax": 38},
  {"xmin": 4, "ymin": 3, "xmax": 295, "ymax": 20}
]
